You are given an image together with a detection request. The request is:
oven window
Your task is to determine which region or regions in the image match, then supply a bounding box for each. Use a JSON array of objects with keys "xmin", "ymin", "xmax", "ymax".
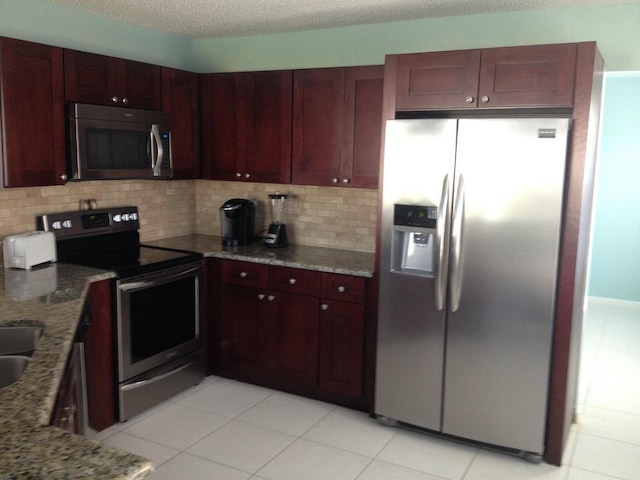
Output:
[{"xmin": 128, "ymin": 275, "xmax": 197, "ymax": 363}]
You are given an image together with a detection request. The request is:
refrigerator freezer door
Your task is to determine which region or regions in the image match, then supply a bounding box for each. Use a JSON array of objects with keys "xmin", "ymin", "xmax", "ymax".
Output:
[
  {"xmin": 441, "ymin": 117, "xmax": 570, "ymax": 454},
  {"xmin": 375, "ymin": 119, "xmax": 457, "ymax": 430}
]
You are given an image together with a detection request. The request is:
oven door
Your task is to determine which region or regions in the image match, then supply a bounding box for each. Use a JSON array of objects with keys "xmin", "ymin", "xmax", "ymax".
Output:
[{"xmin": 117, "ymin": 262, "xmax": 202, "ymax": 382}]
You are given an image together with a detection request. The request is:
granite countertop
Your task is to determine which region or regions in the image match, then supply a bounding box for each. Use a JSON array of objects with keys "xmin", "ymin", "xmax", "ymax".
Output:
[
  {"xmin": 144, "ymin": 234, "xmax": 376, "ymax": 278},
  {"xmin": 0, "ymin": 263, "xmax": 153, "ymax": 480}
]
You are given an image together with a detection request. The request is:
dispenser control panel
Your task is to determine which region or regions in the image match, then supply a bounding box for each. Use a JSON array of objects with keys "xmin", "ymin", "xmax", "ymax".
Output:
[{"xmin": 393, "ymin": 204, "xmax": 437, "ymax": 229}]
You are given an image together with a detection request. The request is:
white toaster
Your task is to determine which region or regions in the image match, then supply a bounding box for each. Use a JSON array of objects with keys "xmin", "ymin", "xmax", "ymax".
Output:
[{"xmin": 2, "ymin": 231, "xmax": 57, "ymax": 270}]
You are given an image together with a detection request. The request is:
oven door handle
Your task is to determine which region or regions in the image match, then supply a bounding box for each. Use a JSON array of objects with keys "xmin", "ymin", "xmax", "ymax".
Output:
[{"xmin": 118, "ymin": 265, "xmax": 200, "ymax": 292}]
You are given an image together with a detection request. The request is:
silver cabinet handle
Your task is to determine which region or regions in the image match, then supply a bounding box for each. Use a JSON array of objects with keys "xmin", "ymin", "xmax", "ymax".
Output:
[
  {"xmin": 465, "ymin": 96, "xmax": 474, "ymax": 104},
  {"xmin": 244, "ymin": 173, "xmax": 251, "ymax": 179},
  {"xmin": 111, "ymin": 96, "xmax": 119, "ymax": 103},
  {"xmin": 288, "ymin": 278, "xmax": 297, "ymax": 285},
  {"xmin": 321, "ymin": 304, "xmax": 329, "ymax": 310},
  {"xmin": 239, "ymin": 272, "xmax": 248, "ymax": 278},
  {"xmin": 59, "ymin": 173, "xmax": 68, "ymax": 181},
  {"xmin": 481, "ymin": 96, "xmax": 489, "ymax": 103},
  {"xmin": 342, "ymin": 178, "xmax": 350, "ymax": 184},
  {"xmin": 235, "ymin": 172, "xmax": 242, "ymax": 178},
  {"xmin": 337, "ymin": 286, "xmax": 346, "ymax": 293},
  {"xmin": 267, "ymin": 295, "xmax": 275, "ymax": 302},
  {"xmin": 449, "ymin": 174, "xmax": 465, "ymax": 312},
  {"xmin": 258, "ymin": 294, "xmax": 266, "ymax": 300},
  {"xmin": 435, "ymin": 175, "xmax": 450, "ymax": 311},
  {"xmin": 332, "ymin": 177, "xmax": 339, "ymax": 184},
  {"xmin": 122, "ymin": 97, "xmax": 128, "ymax": 104}
]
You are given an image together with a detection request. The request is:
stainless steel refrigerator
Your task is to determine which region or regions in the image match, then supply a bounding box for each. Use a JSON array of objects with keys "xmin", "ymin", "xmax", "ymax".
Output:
[{"xmin": 375, "ymin": 117, "xmax": 570, "ymax": 457}]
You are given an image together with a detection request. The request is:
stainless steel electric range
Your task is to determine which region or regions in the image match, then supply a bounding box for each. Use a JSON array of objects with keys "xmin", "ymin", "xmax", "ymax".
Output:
[{"xmin": 37, "ymin": 206, "xmax": 204, "ymax": 422}]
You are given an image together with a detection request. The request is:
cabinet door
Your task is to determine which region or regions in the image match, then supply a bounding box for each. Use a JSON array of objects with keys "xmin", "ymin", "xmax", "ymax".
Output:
[
  {"xmin": 51, "ymin": 347, "xmax": 82, "ymax": 434},
  {"xmin": 319, "ymin": 299, "xmax": 365, "ymax": 397},
  {"xmin": 200, "ymin": 73, "xmax": 243, "ymax": 180},
  {"xmin": 267, "ymin": 292, "xmax": 319, "ymax": 387},
  {"xmin": 244, "ymin": 70, "xmax": 292, "ymax": 183},
  {"xmin": 292, "ymin": 68, "xmax": 345, "ymax": 186},
  {"xmin": 222, "ymin": 284, "xmax": 267, "ymax": 379},
  {"xmin": 395, "ymin": 50, "xmax": 481, "ymax": 110},
  {"xmin": 478, "ymin": 44, "xmax": 576, "ymax": 108},
  {"xmin": 162, "ymin": 68, "xmax": 200, "ymax": 179},
  {"xmin": 1, "ymin": 38, "xmax": 66, "ymax": 187},
  {"xmin": 117, "ymin": 58, "xmax": 161, "ymax": 110},
  {"xmin": 342, "ymin": 66, "xmax": 384, "ymax": 188},
  {"xmin": 64, "ymin": 49, "xmax": 118, "ymax": 106},
  {"xmin": 64, "ymin": 50, "xmax": 161, "ymax": 109}
]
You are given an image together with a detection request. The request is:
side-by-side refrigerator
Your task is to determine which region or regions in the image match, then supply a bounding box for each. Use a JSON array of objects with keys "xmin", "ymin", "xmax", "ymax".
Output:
[{"xmin": 375, "ymin": 117, "xmax": 570, "ymax": 457}]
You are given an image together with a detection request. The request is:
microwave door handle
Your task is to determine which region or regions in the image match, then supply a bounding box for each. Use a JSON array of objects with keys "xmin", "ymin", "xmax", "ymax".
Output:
[{"xmin": 150, "ymin": 124, "xmax": 163, "ymax": 176}]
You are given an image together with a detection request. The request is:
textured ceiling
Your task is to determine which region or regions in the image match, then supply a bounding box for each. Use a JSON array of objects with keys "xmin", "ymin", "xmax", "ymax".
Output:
[{"xmin": 44, "ymin": 0, "xmax": 631, "ymax": 38}]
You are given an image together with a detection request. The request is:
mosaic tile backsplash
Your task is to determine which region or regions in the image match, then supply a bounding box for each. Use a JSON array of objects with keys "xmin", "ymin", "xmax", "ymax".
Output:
[{"xmin": 0, "ymin": 180, "xmax": 378, "ymax": 253}]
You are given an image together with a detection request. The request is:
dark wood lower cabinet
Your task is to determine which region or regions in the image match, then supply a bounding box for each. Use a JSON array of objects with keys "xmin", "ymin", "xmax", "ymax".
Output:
[
  {"xmin": 211, "ymin": 259, "xmax": 370, "ymax": 410},
  {"xmin": 51, "ymin": 344, "xmax": 84, "ymax": 434}
]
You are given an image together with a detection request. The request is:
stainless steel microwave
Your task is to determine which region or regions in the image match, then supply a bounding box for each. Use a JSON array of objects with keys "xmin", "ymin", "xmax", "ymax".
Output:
[{"xmin": 68, "ymin": 103, "xmax": 172, "ymax": 180}]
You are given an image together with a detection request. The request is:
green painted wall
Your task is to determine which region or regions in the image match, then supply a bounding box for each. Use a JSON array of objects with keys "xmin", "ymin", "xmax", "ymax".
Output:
[
  {"xmin": 192, "ymin": 4, "xmax": 640, "ymax": 72},
  {"xmin": 0, "ymin": 0, "xmax": 195, "ymax": 70},
  {"xmin": 589, "ymin": 73, "xmax": 640, "ymax": 301}
]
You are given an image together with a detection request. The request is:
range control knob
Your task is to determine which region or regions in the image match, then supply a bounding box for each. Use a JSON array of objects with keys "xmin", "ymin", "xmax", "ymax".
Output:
[
  {"xmin": 62, "ymin": 220, "xmax": 72, "ymax": 229},
  {"xmin": 51, "ymin": 221, "xmax": 62, "ymax": 230}
]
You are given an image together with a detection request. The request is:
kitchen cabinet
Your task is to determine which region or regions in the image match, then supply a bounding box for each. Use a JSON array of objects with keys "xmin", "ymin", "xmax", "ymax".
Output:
[
  {"xmin": 213, "ymin": 259, "xmax": 369, "ymax": 408},
  {"xmin": 394, "ymin": 43, "xmax": 577, "ymax": 110},
  {"xmin": 64, "ymin": 49, "xmax": 162, "ymax": 110},
  {"xmin": 0, "ymin": 37, "xmax": 67, "ymax": 187},
  {"xmin": 51, "ymin": 342, "xmax": 84, "ymax": 435},
  {"xmin": 292, "ymin": 66, "xmax": 383, "ymax": 188},
  {"xmin": 201, "ymin": 70, "xmax": 292, "ymax": 183},
  {"xmin": 162, "ymin": 68, "xmax": 200, "ymax": 179}
]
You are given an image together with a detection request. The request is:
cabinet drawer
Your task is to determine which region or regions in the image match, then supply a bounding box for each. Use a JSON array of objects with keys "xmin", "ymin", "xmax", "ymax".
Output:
[
  {"xmin": 321, "ymin": 273, "xmax": 365, "ymax": 304},
  {"xmin": 222, "ymin": 261, "xmax": 268, "ymax": 288},
  {"xmin": 269, "ymin": 266, "xmax": 321, "ymax": 296}
]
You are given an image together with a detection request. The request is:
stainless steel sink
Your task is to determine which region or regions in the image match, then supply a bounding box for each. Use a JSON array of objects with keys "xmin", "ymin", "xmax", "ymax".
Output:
[
  {"xmin": 0, "ymin": 355, "xmax": 31, "ymax": 388},
  {"xmin": 0, "ymin": 326, "xmax": 44, "ymax": 356}
]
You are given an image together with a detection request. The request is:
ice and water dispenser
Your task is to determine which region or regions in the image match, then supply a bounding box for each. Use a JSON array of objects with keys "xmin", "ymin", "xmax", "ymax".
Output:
[{"xmin": 390, "ymin": 204, "xmax": 438, "ymax": 277}]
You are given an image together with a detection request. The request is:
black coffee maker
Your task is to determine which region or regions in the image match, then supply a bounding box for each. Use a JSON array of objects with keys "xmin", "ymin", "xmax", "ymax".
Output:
[{"xmin": 220, "ymin": 199, "xmax": 255, "ymax": 246}]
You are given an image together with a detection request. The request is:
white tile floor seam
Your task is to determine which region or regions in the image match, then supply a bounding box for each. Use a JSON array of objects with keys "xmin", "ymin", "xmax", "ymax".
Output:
[{"xmin": 97, "ymin": 299, "xmax": 640, "ymax": 480}]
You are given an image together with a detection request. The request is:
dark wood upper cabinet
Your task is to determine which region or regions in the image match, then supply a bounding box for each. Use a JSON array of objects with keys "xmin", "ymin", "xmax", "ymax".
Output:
[
  {"xmin": 394, "ymin": 43, "xmax": 576, "ymax": 110},
  {"xmin": 0, "ymin": 37, "xmax": 67, "ymax": 187},
  {"xmin": 64, "ymin": 49, "xmax": 161, "ymax": 110},
  {"xmin": 162, "ymin": 68, "xmax": 200, "ymax": 179},
  {"xmin": 200, "ymin": 70, "xmax": 292, "ymax": 183},
  {"xmin": 292, "ymin": 66, "xmax": 383, "ymax": 188}
]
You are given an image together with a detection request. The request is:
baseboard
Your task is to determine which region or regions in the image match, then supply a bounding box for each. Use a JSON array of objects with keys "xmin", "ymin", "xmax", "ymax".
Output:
[{"xmin": 587, "ymin": 296, "xmax": 640, "ymax": 310}]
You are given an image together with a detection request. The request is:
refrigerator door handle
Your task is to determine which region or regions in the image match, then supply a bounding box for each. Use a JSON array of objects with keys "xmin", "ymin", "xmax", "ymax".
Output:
[
  {"xmin": 449, "ymin": 174, "xmax": 465, "ymax": 312},
  {"xmin": 435, "ymin": 174, "xmax": 450, "ymax": 311}
]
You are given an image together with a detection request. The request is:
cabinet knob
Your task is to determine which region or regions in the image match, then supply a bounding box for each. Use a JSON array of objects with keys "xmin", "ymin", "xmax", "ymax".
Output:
[
  {"xmin": 465, "ymin": 96, "xmax": 474, "ymax": 104},
  {"xmin": 321, "ymin": 304, "xmax": 329, "ymax": 310},
  {"xmin": 267, "ymin": 295, "xmax": 275, "ymax": 302},
  {"xmin": 481, "ymin": 96, "xmax": 490, "ymax": 103},
  {"xmin": 258, "ymin": 294, "xmax": 266, "ymax": 300},
  {"xmin": 122, "ymin": 98, "xmax": 128, "ymax": 104},
  {"xmin": 111, "ymin": 96, "xmax": 119, "ymax": 103},
  {"xmin": 342, "ymin": 178, "xmax": 350, "ymax": 184},
  {"xmin": 235, "ymin": 172, "xmax": 242, "ymax": 178},
  {"xmin": 288, "ymin": 278, "xmax": 297, "ymax": 285},
  {"xmin": 239, "ymin": 272, "xmax": 248, "ymax": 278},
  {"xmin": 244, "ymin": 173, "xmax": 251, "ymax": 179},
  {"xmin": 332, "ymin": 177, "xmax": 340, "ymax": 184},
  {"xmin": 59, "ymin": 173, "xmax": 68, "ymax": 181},
  {"xmin": 337, "ymin": 286, "xmax": 346, "ymax": 293}
]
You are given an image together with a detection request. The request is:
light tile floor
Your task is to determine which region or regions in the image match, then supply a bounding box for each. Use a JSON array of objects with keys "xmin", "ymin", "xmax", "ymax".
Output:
[{"xmin": 96, "ymin": 299, "xmax": 640, "ymax": 479}]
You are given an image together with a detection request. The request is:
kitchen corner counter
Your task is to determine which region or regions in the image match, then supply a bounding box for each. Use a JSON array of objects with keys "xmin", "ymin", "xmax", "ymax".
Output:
[
  {"xmin": 144, "ymin": 234, "xmax": 376, "ymax": 278},
  {"xmin": 0, "ymin": 263, "xmax": 153, "ymax": 480}
]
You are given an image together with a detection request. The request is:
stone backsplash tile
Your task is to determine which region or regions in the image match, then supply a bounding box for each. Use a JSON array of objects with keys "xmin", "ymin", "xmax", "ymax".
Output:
[{"xmin": 0, "ymin": 180, "xmax": 377, "ymax": 253}]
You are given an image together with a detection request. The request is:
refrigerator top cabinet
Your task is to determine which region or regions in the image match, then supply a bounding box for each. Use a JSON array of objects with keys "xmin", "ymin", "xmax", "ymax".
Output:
[{"xmin": 376, "ymin": 117, "xmax": 570, "ymax": 456}]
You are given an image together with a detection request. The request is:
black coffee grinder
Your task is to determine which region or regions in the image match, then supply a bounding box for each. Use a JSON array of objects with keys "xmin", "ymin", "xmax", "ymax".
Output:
[{"xmin": 264, "ymin": 192, "xmax": 289, "ymax": 248}]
